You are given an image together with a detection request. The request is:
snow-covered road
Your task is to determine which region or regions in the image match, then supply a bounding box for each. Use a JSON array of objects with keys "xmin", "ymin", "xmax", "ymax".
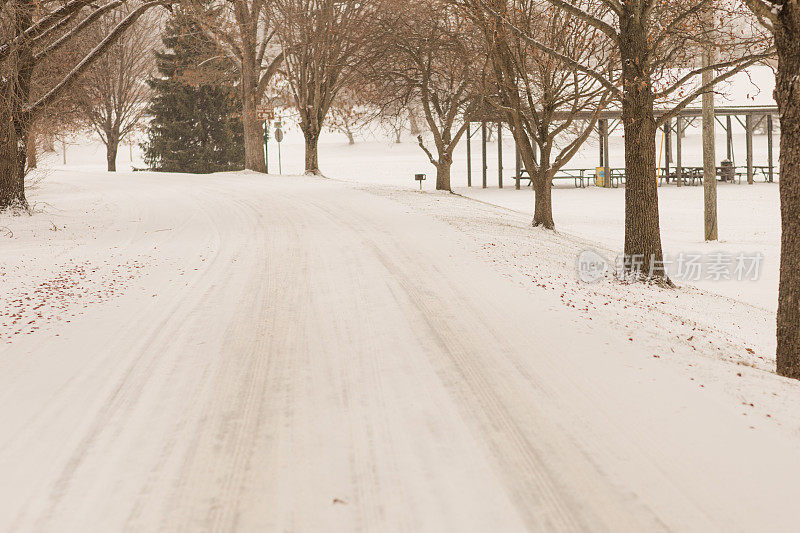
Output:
[{"xmin": 2, "ymin": 171, "xmax": 800, "ymax": 532}]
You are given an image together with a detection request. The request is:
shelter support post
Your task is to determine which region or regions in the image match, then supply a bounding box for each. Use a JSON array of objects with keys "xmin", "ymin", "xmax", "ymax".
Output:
[
  {"xmin": 746, "ymin": 114, "xmax": 754, "ymax": 185},
  {"xmin": 466, "ymin": 123, "xmax": 472, "ymax": 187},
  {"xmin": 599, "ymin": 119, "xmax": 610, "ymax": 187},
  {"xmin": 676, "ymin": 116, "xmax": 683, "ymax": 187},
  {"xmin": 726, "ymin": 116, "xmax": 733, "ymax": 162},
  {"xmin": 664, "ymin": 120, "xmax": 671, "ymax": 181},
  {"xmin": 497, "ymin": 122, "xmax": 503, "ymax": 189},
  {"xmin": 481, "ymin": 122, "xmax": 487, "ymax": 189},
  {"xmin": 598, "ymin": 121, "xmax": 604, "ymax": 168},
  {"xmin": 768, "ymin": 114, "xmax": 774, "ymax": 183}
]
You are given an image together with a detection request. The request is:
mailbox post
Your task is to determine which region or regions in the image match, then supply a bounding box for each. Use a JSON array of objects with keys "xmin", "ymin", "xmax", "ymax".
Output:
[{"xmin": 414, "ymin": 173, "xmax": 426, "ymax": 190}]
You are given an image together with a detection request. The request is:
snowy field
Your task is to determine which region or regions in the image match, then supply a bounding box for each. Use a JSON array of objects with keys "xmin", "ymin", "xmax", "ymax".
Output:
[{"xmin": 1, "ymin": 124, "xmax": 799, "ymax": 531}]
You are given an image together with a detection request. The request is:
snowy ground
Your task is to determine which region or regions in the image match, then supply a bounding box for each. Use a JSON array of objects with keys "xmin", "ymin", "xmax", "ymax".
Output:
[
  {"xmin": 225, "ymin": 123, "xmax": 780, "ymax": 314},
  {"xmin": 292, "ymin": 127, "xmax": 782, "ymax": 313},
  {"xmin": 1, "ymin": 128, "xmax": 799, "ymax": 530}
]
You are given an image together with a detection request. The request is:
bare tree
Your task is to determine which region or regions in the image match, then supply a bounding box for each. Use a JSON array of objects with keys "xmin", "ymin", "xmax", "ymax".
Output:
[
  {"xmin": 701, "ymin": 6, "xmax": 718, "ymax": 242},
  {"xmin": 373, "ymin": 0, "xmax": 482, "ymax": 191},
  {"xmin": 380, "ymin": 102, "xmax": 410, "ymax": 143},
  {"xmin": 328, "ymin": 86, "xmax": 373, "ymax": 145},
  {"xmin": 183, "ymin": 0, "xmax": 283, "ymax": 173},
  {"xmin": 0, "ymin": 0, "xmax": 168, "ymax": 210},
  {"xmin": 741, "ymin": 0, "xmax": 800, "ymax": 378},
  {"xmin": 464, "ymin": 0, "xmax": 611, "ymax": 229},
  {"xmin": 478, "ymin": 0, "xmax": 773, "ymax": 280},
  {"xmin": 275, "ymin": 0, "xmax": 379, "ymax": 174},
  {"xmin": 29, "ymin": 105, "xmax": 85, "ymax": 164},
  {"xmin": 76, "ymin": 9, "xmax": 158, "ymax": 171},
  {"xmin": 26, "ymin": 8, "xmax": 100, "ymax": 165}
]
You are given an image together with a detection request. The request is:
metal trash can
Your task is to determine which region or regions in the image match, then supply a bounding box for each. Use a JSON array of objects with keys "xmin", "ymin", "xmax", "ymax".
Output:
[{"xmin": 720, "ymin": 159, "xmax": 734, "ymax": 182}]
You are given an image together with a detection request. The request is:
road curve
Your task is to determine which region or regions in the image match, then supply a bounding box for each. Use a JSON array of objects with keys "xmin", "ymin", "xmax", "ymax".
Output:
[{"xmin": 1, "ymin": 172, "xmax": 800, "ymax": 532}]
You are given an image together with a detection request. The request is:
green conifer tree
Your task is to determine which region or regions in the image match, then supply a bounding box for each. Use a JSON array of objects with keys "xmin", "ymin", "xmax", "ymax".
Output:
[{"xmin": 143, "ymin": 9, "xmax": 245, "ymax": 173}]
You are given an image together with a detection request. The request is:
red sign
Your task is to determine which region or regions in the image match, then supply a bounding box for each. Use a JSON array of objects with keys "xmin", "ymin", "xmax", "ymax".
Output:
[{"xmin": 256, "ymin": 105, "xmax": 274, "ymax": 120}]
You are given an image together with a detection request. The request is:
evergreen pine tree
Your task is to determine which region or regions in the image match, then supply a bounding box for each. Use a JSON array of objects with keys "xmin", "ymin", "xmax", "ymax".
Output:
[{"xmin": 143, "ymin": 9, "xmax": 245, "ymax": 173}]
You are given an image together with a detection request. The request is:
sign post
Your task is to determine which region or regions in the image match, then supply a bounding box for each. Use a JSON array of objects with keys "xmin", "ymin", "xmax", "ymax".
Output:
[
  {"xmin": 256, "ymin": 104, "xmax": 274, "ymax": 173},
  {"xmin": 274, "ymin": 120, "xmax": 284, "ymax": 175},
  {"xmin": 264, "ymin": 120, "xmax": 269, "ymax": 174}
]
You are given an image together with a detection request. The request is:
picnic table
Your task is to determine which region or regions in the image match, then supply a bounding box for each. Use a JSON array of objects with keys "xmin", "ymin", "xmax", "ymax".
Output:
[
  {"xmin": 660, "ymin": 167, "xmax": 702, "ymax": 186},
  {"xmin": 659, "ymin": 165, "xmax": 778, "ymax": 185},
  {"xmin": 514, "ymin": 169, "xmax": 590, "ymax": 189}
]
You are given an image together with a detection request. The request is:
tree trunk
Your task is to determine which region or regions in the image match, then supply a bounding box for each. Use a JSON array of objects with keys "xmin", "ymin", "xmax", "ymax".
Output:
[
  {"xmin": 532, "ymin": 164, "xmax": 554, "ymax": 230},
  {"xmin": 622, "ymin": 104, "xmax": 665, "ymax": 279},
  {"xmin": 241, "ymin": 63, "xmax": 267, "ymax": 173},
  {"xmin": 702, "ymin": 82, "xmax": 718, "ymax": 240},
  {"xmin": 304, "ymin": 129, "xmax": 321, "ymax": 174},
  {"xmin": 409, "ymin": 108, "xmax": 422, "ymax": 136},
  {"xmin": 0, "ymin": 8, "xmax": 33, "ymax": 211},
  {"xmin": 776, "ymin": 9, "xmax": 800, "ymax": 379},
  {"xmin": 620, "ymin": 24, "xmax": 667, "ymax": 281},
  {"xmin": 106, "ymin": 134, "xmax": 119, "ymax": 172},
  {"xmin": 702, "ymin": 7, "xmax": 718, "ymax": 241},
  {"xmin": 0, "ymin": 61, "xmax": 32, "ymax": 209},
  {"xmin": 242, "ymin": 105, "xmax": 267, "ymax": 173},
  {"xmin": 436, "ymin": 159, "xmax": 451, "ymax": 191},
  {"xmin": 26, "ymin": 131, "xmax": 37, "ymax": 169},
  {"xmin": 43, "ymin": 132, "xmax": 55, "ymax": 152},
  {"xmin": 508, "ymin": 124, "xmax": 552, "ymax": 228},
  {"xmin": 243, "ymin": 111, "xmax": 266, "ymax": 173},
  {"xmin": 0, "ymin": 111, "xmax": 25, "ymax": 209}
]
